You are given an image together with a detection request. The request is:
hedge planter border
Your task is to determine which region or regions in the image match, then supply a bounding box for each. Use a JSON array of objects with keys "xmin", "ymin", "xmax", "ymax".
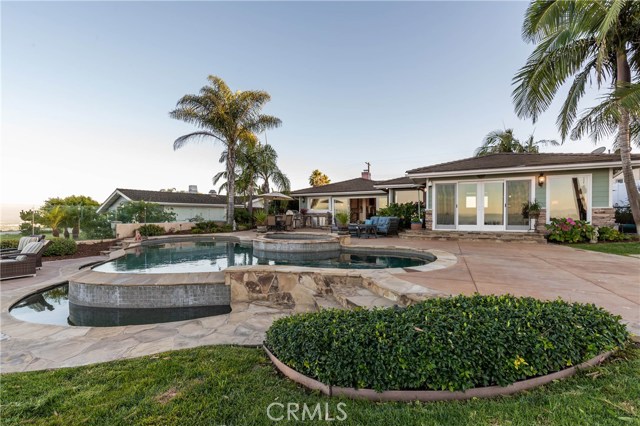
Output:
[{"xmin": 264, "ymin": 346, "xmax": 613, "ymax": 402}]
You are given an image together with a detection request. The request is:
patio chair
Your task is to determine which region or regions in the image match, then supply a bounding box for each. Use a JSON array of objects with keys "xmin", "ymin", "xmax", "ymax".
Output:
[
  {"xmin": 267, "ymin": 215, "xmax": 277, "ymax": 231},
  {"xmin": 284, "ymin": 214, "xmax": 293, "ymax": 231}
]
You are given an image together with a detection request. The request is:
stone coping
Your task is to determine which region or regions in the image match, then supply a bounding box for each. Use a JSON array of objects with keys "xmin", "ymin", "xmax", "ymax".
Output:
[{"xmin": 264, "ymin": 345, "xmax": 614, "ymax": 402}]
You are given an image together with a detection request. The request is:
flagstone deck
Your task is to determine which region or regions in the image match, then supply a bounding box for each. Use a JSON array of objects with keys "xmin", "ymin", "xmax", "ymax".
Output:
[{"xmin": 1, "ymin": 234, "xmax": 638, "ymax": 373}]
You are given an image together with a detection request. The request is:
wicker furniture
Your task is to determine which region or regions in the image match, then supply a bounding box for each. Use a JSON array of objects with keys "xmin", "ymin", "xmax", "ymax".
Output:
[{"xmin": 0, "ymin": 253, "xmax": 38, "ymax": 280}]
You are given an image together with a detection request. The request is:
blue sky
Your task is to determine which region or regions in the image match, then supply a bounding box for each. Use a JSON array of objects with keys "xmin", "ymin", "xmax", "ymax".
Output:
[{"xmin": 1, "ymin": 1, "xmax": 615, "ymax": 222}]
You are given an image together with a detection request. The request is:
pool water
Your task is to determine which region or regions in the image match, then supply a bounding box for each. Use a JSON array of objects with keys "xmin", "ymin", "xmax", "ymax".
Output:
[
  {"xmin": 92, "ymin": 241, "xmax": 428, "ymax": 273},
  {"xmin": 9, "ymin": 283, "xmax": 231, "ymax": 327}
]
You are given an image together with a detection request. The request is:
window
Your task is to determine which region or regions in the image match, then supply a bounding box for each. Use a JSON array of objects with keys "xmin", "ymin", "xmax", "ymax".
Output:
[
  {"xmin": 309, "ymin": 198, "xmax": 329, "ymax": 210},
  {"xmin": 548, "ymin": 176, "xmax": 589, "ymax": 221}
]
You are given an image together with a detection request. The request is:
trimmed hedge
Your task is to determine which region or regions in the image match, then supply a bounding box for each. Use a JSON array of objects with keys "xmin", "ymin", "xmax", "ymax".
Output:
[
  {"xmin": 265, "ymin": 295, "xmax": 628, "ymax": 392},
  {"xmin": 0, "ymin": 239, "xmax": 19, "ymax": 250},
  {"xmin": 138, "ymin": 224, "xmax": 164, "ymax": 237},
  {"xmin": 43, "ymin": 238, "xmax": 77, "ymax": 256}
]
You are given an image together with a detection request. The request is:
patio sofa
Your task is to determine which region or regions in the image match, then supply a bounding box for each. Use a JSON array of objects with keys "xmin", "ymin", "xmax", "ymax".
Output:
[{"xmin": 370, "ymin": 216, "xmax": 400, "ymax": 236}]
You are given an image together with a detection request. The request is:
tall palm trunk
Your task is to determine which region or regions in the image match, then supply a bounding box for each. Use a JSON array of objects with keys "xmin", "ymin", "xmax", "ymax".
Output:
[
  {"xmin": 616, "ymin": 50, "xmax": 640, "ymax": 234},
  {"xmin": 247, "ymin": 179, "xmax": 255, "ymax": 225},
  {"xmin": 226, "ymin": 146, "xmax": 236, "ymax": 226}
]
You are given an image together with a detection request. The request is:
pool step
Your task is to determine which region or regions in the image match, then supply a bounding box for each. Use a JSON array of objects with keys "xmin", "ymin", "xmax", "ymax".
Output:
[{"xmin": 331, "ymin": 285, "xmax": 397, "ymax": 309}]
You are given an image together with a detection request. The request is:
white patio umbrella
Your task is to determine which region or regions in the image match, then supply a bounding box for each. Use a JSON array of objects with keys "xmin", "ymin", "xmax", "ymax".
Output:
[{"xmin": 257, "ymin": 192, "xmax": 293, "ymax": 213}]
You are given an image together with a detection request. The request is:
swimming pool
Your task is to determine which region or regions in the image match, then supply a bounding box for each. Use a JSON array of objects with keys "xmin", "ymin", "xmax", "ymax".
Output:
[{"xmin": 92, "ymin": 240, "xmax": 430, "ymax": 273}]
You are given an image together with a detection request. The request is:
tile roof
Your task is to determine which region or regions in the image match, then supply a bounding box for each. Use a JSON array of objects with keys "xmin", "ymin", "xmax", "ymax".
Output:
[
  {"xmin": 406, "ymin": 153, "xmax": 640, "ymax": 175},
  {"xmin": 291, "ymin": 178, "xmax": 386, "ymax": 196},
  {"xmin": 117, "ymin": 188, "xmax": 232, "ymax": 205},
  {"xmin": 374, "ymin": 176, "xmax": 422, "ymax": 187}
]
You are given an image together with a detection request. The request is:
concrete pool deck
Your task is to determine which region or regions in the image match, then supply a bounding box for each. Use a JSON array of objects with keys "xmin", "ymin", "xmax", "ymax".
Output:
[{"xmin": 1, "ymin": 234, "xmax": 638, "ymax": 373}]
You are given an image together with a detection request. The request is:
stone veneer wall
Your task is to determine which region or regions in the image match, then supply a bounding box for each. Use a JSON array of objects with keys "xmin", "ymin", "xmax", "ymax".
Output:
[
  {"xmin": 424, "ymin": 210, "xmax": 433, "ymax": 230},
  {"xmin": 536, "ymin": 207, "xmax": 616, "ymax": 232},
  {"xmin": 226, "ymin": 270, "xmax": 335, "ymax": 312},
  {"xmin": 591, "ymin": 208, "xmax": 616, "ymax": 228},
  {"xmin": 535, "ymin": 209, "xmax": 547, "ymax": 233},
  {"xmin": 69, "ymin": 281, "xmax": 230, "ymax": 308}
]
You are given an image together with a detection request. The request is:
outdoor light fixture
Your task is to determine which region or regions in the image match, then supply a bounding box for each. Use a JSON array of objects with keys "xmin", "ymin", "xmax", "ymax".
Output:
[{"xmin": 538, "ymin": 173, "xmax": 545, "ymax": 187}]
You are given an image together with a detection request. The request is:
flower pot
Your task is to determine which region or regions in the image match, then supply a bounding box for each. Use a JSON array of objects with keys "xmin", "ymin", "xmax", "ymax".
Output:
[
  {"xmin": 411, "ymin": 222, "xmax": 422, "ymax": 231},
  {"xmin": 256, "ymin": 225, "xmax": 267, "ymax": 233}
]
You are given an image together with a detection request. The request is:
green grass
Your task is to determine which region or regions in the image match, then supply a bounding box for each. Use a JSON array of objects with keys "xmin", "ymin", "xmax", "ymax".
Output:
[
  {"xmin": 1, "ymin": 345, "xmax": 639, "ymax": 425},
  {"xmin": 572, "ymin": 242, "xmax": 640, "ymax": 256}
]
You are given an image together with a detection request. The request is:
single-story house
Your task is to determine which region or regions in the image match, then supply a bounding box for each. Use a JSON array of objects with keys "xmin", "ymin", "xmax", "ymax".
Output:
[
  {"xmin": 292, "ymin": 171, "xmax": 389, "ymax": 223},
  {"xmin": 291, "ymin": 171, "xmax": 427, "ymax": 223},
  {"xmin": 405, "ymin": 153, "xmax": 640, "ymax": 232},
  {"xmin": 97, "ymin": 187, "xmax": 243, "ymax": 222},
  {"xmin": 373, "ymin": 176, "xmax": 425, "ymax": 205}
]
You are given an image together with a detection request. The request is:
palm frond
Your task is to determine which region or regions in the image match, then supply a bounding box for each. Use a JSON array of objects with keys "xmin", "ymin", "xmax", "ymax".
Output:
[
  {"xmin": 513, "ymin": 33, "xmax": 595, "ymax": 122},
  {"xmin": 173, "ymin": 131, "xmax": 223, "ymax": 151},
  {"xmin": 556, "ymin": 58, "xmax": 597, "ymax": 141}
]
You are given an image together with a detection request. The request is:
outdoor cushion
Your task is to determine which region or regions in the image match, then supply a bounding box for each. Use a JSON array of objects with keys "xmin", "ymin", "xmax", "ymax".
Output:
[
  {"xmin": 16, "ymin": 242, "xmax": 44, "ymax": 261},
  {"xmin": 364, "ymin": 219, "xmax": 372, "ymax": 225},
  {"xmin": 20, "ymin": 242, "xmax": 43, "ymax": 254},
  {"xmin": 17, "ymin": 237, "xmax": 38, "ymax": 251}
]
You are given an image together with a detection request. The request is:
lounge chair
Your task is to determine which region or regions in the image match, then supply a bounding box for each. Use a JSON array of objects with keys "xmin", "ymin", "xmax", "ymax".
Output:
[
  {"xmin": 0, "ymin": 241, "xmax": 47, "ymax": 280},
  {"xmin": 1, "ymin": 240, "xmax": 48, "ymax": 268},
  {"xmin": 0, "ymin": 236, "xmax": 39, "ymax": 254},
  {"xmin": 0, "ymin": 253, "xmax": 38, "ymax": 280}
]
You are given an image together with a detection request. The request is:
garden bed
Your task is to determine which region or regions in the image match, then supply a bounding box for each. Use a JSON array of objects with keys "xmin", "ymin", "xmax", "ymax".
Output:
[{"xmin": 265, "ymin": 295, "xmax": 629, "ymax": 395}]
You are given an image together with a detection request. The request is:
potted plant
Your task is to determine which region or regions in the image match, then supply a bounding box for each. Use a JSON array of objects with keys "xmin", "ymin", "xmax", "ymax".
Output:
[
  {"xmin": 335, "ymin": 212, "xmax": 350, "ymax": 235},
  {"xmin": 410, "ymin": 212, "xmax": 423, "ymax": 230},
  {"xmin": 522, "ymin": 200, "xmax": 542, "ymax": 231},
  {"xmin": 254, "ymin": 210, "xmax": 268, "ymax": 233}
]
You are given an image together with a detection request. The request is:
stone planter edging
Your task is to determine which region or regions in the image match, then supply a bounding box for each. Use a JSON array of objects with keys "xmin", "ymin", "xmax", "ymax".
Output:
[{"xmin": 264, "ymin": 345, "xmax": 613, "ymax": 402}]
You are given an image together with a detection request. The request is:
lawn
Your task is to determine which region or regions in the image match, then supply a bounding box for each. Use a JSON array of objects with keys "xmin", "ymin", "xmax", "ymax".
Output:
[
  {"xmin": 572, "ymin": 242, "xmax": 640, "ymax": 256},
  {"xmin": 1, "ymin": 345, "xmax": 638, "ymax": 425}
]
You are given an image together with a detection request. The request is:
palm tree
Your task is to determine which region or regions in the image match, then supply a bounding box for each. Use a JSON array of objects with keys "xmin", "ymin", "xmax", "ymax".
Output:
[
  {"xmin": 214, "ymin": 139, "xmax": 290, "ymax": 220},
  {"xmin": 474, "ymin": 128, "xmax": 558, "ymax": 156},
  {"xmin": 513, "ymin": 0, "xmax": 640, "ymax": 230},
  {"xmin": 41, "ymin": 205, "xmax": 65, "ymax": 237},
  {"xmin": 309, "ymin": 169, "xmax": 331, "ymax": 187},
  {"xmin": 170, "ymin": 76, "xmax": 281, "ymax": 225},
  {"xmin": 255, "ymin": 143, "xmax": 290, "ymax": 194},
  {"xmin": 520, "ymin": 134, "xmax": 560, "ymax": 153}
]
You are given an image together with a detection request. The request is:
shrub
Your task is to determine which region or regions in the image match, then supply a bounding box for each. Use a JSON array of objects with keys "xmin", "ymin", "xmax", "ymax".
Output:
[
  {"xmin": 191, "ymin": 222, "xmax": 233, "ymax": 234},
  {"xmin": 265, "ymin": 294, "xmax": 628, "ymax": 392},
  {"xmin": 43, "ymin": 238, "xmax": 77, "ymax": 256},
  {"xmin": 234, "ymin": 209, "xmax": 252, "ymax": 225},
  {"xmin": 0, "ymin": 239, "xmax": 19, "ymax": 250},
  {"xmin": 137, "ymin": 224, "xmax": 164, "ymax": 237},
  {"xmin": 254, "ymin": 210, "xmax": 268, "ymax": 226},
  {"xmin": 377, "ymin": 202, "xmax": 424, "ymax": 228},
  {"xmin": 597, "ymin": 226, "xmax": 628, "ymax": 242},
  {"xmin": 191, "ymin": 221, "xmax": 218, "ymax": 234},
  {"xmin": 546, "ymin": 218, "xmax": 596, "ymax": 243},
  {"xmin": 614, "ymin": 204, "xmax": 634, "ymax": 225}
]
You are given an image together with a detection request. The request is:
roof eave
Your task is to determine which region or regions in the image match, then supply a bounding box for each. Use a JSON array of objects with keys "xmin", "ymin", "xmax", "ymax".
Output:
[
  {"xmin": 292, "ymin": 190, "xmax": 386, "ymax": 197},
  {"xmin": 407, "ymin": 160, "xmax": 640, "ymax": 179}
]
